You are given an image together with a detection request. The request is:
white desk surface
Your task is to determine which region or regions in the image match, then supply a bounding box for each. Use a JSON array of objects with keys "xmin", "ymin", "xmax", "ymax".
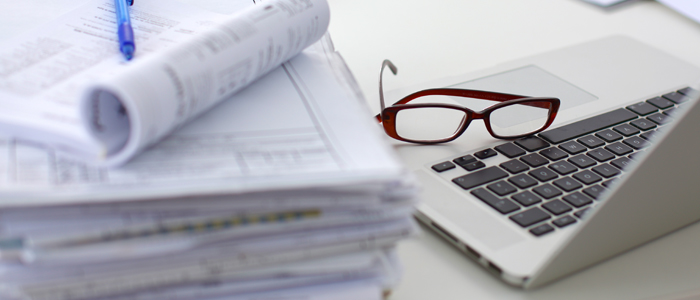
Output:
[{"xmin": 3, "ymin": 0, "xmax": 700, "ymax": 299}]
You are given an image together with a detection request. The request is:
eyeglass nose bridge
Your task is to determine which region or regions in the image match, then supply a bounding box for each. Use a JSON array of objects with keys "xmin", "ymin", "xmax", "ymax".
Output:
[
  {"xmin": 455, "ymin": 110, "xmax": 497, "ymax": 138},
  {"xmin": 469, "ymin": 110, "xmax": 499, "ymax": 139}
]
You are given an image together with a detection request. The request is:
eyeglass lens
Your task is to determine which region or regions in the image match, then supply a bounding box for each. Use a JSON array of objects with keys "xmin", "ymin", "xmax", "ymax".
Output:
[
  {"xmin": 488, "ymin": 101, "xmax": 553, "ymax": 137},
  {"xmin": 395, "ymin": 107, "xmax": 467, "ymax": 141}
]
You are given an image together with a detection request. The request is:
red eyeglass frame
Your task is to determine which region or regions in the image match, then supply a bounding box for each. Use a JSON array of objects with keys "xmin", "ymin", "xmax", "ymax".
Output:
[{"xmin": 376, "ymin": 60, "xmax": 561, "ymax": 144}]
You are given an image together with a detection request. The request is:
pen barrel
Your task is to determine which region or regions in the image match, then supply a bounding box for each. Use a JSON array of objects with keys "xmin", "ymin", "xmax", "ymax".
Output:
[
  {"xmin": 115, "ymin": 0, "xmax": 131, "ymax": 23},
  {"xmin": 118, "ymin": 23, "xmax": 135, "ymax": 51}
]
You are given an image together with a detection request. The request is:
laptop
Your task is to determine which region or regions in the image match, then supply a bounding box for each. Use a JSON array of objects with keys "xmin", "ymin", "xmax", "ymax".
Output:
[{"xmin": 390, "ymin": 35, "xmax": 700, "ymax": 288}]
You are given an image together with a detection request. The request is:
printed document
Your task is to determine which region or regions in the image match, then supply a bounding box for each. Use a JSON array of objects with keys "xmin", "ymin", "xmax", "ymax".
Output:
[
  {"xmin": 0, "ymin": 0, "xmax": 330, "ymax": 166},
  {"xmin": 0, "ymin": 1, "xmax": 404, "ymax": 207},
  {"xmin": 0, "ymin": 2, "xmax": 417, "ymax": 300}
]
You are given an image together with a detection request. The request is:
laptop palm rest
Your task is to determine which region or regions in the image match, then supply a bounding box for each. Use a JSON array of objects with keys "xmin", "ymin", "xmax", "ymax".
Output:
[{"xmin": 415, "ymin": 170, "xmax": 525, "ymax": 251}]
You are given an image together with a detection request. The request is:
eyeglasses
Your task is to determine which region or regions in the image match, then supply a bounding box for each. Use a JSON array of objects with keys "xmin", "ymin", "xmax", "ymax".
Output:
[{"xmin": 376, "ymin": 60, "xmax": 561, "ymax": 144}]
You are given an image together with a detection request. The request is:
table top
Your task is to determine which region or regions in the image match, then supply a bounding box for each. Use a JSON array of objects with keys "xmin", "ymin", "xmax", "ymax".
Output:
[
  {"xmin": 324, "ymin": 0, "xmax": 700, "ymax": 299},
  {"xmin": 3, "ymin": 1, "xmax": 700, "ymax": 299}
]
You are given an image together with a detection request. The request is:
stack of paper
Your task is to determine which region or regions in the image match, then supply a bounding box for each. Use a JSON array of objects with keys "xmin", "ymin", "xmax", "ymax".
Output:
[
  {"xmin": 0, "ymin": 179, "xmax": 417, "ymax": 300},
  {"xmin": 0, "ymin": 0, "xmax": 418, "ymax": 299}
]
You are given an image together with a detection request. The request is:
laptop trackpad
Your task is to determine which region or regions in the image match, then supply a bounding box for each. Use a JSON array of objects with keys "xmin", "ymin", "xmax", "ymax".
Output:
[
  {"xmin": 448, "ymin": 65, "xmax": 598, "ymax": 112},
  {"xmin": 415, "ymin": 170, "xmax": 525, "ymax": 251}
]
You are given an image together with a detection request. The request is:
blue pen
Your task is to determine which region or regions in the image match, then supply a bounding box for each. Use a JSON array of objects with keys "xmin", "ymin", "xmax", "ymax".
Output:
[{"xmin": 115, "ymin": 0, "xmax": 135, "ymax": 60}]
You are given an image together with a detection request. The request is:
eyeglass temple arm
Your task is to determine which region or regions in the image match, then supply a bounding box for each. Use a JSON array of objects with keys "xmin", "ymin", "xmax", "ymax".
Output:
[
  {"xmin": 376, "ymin": 61, "xmax": 554, "ymax": 123},
  {"xmin": 378, "ymin": 60, "xmax": 398, "ymax": 117},
  {"xmin": 376, "ymin": 89, "xmax": 551, "ymax": 123},
  {"xmin": 397, "ymin": 89, "xmax": 553, "ymax": 109}
]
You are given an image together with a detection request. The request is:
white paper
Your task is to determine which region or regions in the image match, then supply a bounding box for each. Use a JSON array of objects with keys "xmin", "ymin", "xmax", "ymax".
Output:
[
  {"xmin": 0, "ymin": 0, "xmax": 243, "ymax": 160},
  {"xmin": 113, "ymin": 254, "xmax": 388, "ymax": 300},
  {"xmin": 0, "ymin": 0, "xmax": 331, "ymax": 167},
  {"xmin": 0, "ymin": 0, "xmax": 406, "ymax": 209},
  {"xmin": 221, "ymin": 280, "xmax": 382, "ymax": 300},
  {"xmin": 24, "ymin": 206, "xmax": 415, "ymax": 258},
  {"xmin": 0, "ymin": 2, "xmax": 417, "ymax": 300},
  {"xmin": 0, "ymin": 47, "xmax": 404, "ymax": 207},
  {"xmin": 0, "ymin": 219, "xmax": 416, "ymax": 300},
  {"xmin": 0, "ymin": 190, "xmax": 386, "ymax": 237},
  {"xmin": 83, "ymin": 0, "xmax": 331, "ymax": 166}
]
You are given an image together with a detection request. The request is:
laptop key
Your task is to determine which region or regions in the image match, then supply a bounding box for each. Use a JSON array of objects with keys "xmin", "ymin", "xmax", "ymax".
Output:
[
  {"xmin": 474, "ymin": 148, "xmax": 497, "ymax": 159},
  {"xmin": 563, "ymin": 192, "xmax": 594, "ymax": 208},
  {"xmin": 548, "ymin": 161, "xmax": 578, "ymax": 175},
  {"xmin": 559, "ymin": 141, "xmax": 587, "ymax": 154},
  {"xmin": 626, "ymin": 102, "xmax": 658, "ymax": 116},
  {"xmin": 539, "ymin": 108, "xmax": 636, "ymax": 144},
  {"xmin": 453, "ymin": 155, "xmax": 477, "ymax": 166},
  {"xmin": 663, "ymin": 91, "xmax": 689, "ymax": 104},
  {"xmin": 431, "ymin": 161, "xmax": 455, "ymax": 172},
  {"xmin": 629, "ymin": 150, "xmax": 644, "ymax": 160},
  {"xmin": 605, "ymin": 142, "xmax": 633, "ymax": 156},
  {"xmin": 510, "ymin": 207, "xmax": 551, "ymax": 227},
  {"xmin": 568, "ymin": 154, "xmax": 597, "ymax": 168},
  {"xmin": 552, "ymin": 215, "xmax": 577, "ymax": 228},
  {"xmin": 647, "ymin": 96, "xmax": 674, "ymax": 109},
  {"xmin": 514, "ymin": 136, "xmax": 550, "ymax": 152},
  {"xmin": 574, "ymin": 208, "xmax": 590, "ymax": 219},
  {"xmin": 461, "ymin": 161, "xmax": 486, "ymax": 171},
  {"xmin": 487, "ymin": 180, "xmax": 517, "ymax": 196},
  {"xmin": 542, "ymin": 199, "xmax": 573, "ymax": 215},
  {"xmin": 539, "ymin": 147, "xmax": 568, "ymax": 161},
  {"xmin": 648, "ymin": 113, "xmax": 672, "ymax": 125},
  {"xmin": 573, "ymin": 170, "xmax": 602, "ymax": 185},
  {"xmin": 583, "ymin": 185, "xmax": 605, "ymax": 199},
  {"xmin": 529, "ymin": 167, "xmax": 558, "ymax": 182},
  {"xmin": 596, "ymin": 129, "xmax": 622, "ymax": 142},
  {"xmin": 530, "ymin": 224, "xmax": 555, "ymax": 236},
  {"xmin": 500, "ymin": 159, "xmax": 530, "ymax": 174},
  {"xmin": 452, "ymin": 166, "xmax": 508, "ymax": 190},
  {"xmin": 553, "ymin": 177, "xmax": 583, "ymax": 192},
  {"xmin": 630, "ymin": 119, "xmax": 656, "ymax": 131},
  {"xmin": 677, "ymin": 87, "xmax": 696, "ymax": 95},
  {"xmin": 623, "ymin": 136, "xmax": 649, "ymax": 150},
  {"xmin": 495, "ymin": 142, "xmax": 526, "ymax": 158},
  {"xmin": 640, "ymin": 130, "xmax": 658, "ymax": 140},
  {"xmin": 511, "ymin": 191, "xmax": 542, "ymax": 206},
  {"xmin": 611, "ymin": 157, "xmax": 631, "ymax": 169},
  {"xmin": 587, "ymin": 148, "xmax": 615, "ymax": 162},
  {"xmin": 612, "ymin": 124, "xmax": 640, "ymax": 136},
  {"xmin": 520, "ymin": 153, "xmax": 549, "ymax": 167},
  {"xmin": 602, "ymin": 178, "xmax": 618, "ymax": 188},
  {"xmin": 533, "ymin": 183, "xmax": 563, "ymax": 199},
  {"xmin": 471, "ymin": 188, "xmax": 520, "ymax": 214},
  {"xmin": 577, "ymin": 135, "xmax": 605, "ymax": 148},
  {"xmin": 508, "ymin": 173, "xmax": 538, "ymax": 189}
]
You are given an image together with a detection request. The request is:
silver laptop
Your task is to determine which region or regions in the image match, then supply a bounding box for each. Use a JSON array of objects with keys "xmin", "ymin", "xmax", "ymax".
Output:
[{"xmin": 391, "ymin": 36, "xmax": 700, "ymax": 288}]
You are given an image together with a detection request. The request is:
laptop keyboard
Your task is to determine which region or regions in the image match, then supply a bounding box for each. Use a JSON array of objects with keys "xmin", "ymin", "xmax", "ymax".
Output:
[{"xmin": 430, "ymin": 87, "xmax": 695, "ymax": 237}]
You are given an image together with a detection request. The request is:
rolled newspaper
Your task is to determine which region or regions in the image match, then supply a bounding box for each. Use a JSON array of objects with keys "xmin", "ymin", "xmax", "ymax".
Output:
[{"xmin": 81, "ymin": 0, "xmax": 330, "ymax": 166}]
